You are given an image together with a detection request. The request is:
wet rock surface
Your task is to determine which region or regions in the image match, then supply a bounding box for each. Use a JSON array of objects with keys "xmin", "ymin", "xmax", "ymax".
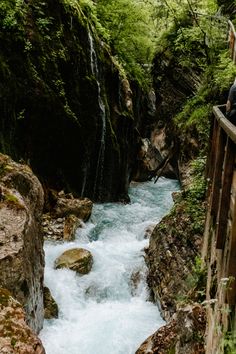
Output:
[
  {"xmin": 42, "ymin": 191, "xmax": 91, "ymax": 241},
  {"xmin": 43, "ymin": 286, "xmax": 58, "ymax": 320},
  {"xmin": 136, "ymin": 304, "xmax": 206, "ymax": 354},
  {"xmin": 53, "ymin": 194, "xmax": 92, "ymax": 220},
  {"xmin": 42, "ymin": 214, "xmax": 83, "ymax": 242},
  {"xmin": 139, "ymin": 165, "xmax": 206, "ymax": 354},
  {"xmin": 0, "ymin": 288, "xmax": 45, "ymax": 354},
  {"xmin": 0, "ymin": 154, "xmax": 45, "ymax": 333},
  {"xmin": 55, "ymin": 248, "xmax": 93, "ymax": 274},
  {"xmin": 146, "ymin": 197, "xmax": 203, "ymax": 320}
]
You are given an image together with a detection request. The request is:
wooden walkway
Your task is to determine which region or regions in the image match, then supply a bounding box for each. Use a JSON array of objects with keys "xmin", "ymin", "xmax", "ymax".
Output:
[{"xmin": 203, "ymin": 105, "xmax": 236, "ymax": 353}]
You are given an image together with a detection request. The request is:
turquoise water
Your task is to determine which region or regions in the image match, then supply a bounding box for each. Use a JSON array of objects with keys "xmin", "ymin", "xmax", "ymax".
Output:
[{"xmin": 40, "ymin": 178, "xmax": 179, "ymax": 354}]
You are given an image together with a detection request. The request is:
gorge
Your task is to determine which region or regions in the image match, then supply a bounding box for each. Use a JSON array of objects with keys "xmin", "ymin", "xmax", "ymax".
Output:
[{"xmin": 1, "ymin": 0, "xmax": 236, "ymax": 353}]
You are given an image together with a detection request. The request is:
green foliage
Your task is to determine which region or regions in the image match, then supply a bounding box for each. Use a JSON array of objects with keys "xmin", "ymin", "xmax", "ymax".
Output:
[
  {"xmin": 151, "ymin": 0, "xmax": 219, "ymax": 38},
  {"xmin": 223, "ymin": 331, "xmax": 236, "ymax": 354},
  {"xmin": 212, "ymin": 50, "xmax": 236, "ymax": 92},
  {"xmin": 154, "ymin": 0, "xmax": 228, "ymax": 77},
  {"xmin": 166, "ymin": 156, "xmax": 207, "ymax": 242},
  {"xmin": 177, "ymin": 256, "xmax": 207, "ymax": 304},
  {"xmin": 174, "ymin": 89, "xmax": 212, "ymax": 151},
  {"xmin": 96, "ymin": 0, "xmax": 156, "ymax": 84},
  {"xmin": 0, "ymin": 0, "xmax": 26, "ymax": 33},
  {"xmin": 183, "ymin": 157, "xmax": 207, "ymax": 233},
  {"xmin": 188, "ymin": 256, "xmax": 207, "ymax": 300}
]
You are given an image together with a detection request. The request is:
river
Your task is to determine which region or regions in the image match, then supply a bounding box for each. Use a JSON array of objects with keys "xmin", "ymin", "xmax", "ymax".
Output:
[{"xmin": 40, "ymin": 178, "xmax": 179, "ymax": 354}]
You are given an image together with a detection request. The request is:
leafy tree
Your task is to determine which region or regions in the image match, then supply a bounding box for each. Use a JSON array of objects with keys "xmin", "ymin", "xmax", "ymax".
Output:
[{"xmin": 95, "ymin": 0, "xmax": 157, "ymax": 84}]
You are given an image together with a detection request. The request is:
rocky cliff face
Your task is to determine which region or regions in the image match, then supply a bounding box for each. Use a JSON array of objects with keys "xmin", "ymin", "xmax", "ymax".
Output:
[
  {"xmin": 0, "ymin": 0, "xmax": 153, "ymax": 202},
  {"xmin": 136, "ymin": 166, "xmax": 207, "ymax": 353},
  {"xmin": 0, "ymin": 154, "xmax": 44, "ymax": 333},
  {"xmin": 0, "ymin": 288, "xmax": 45, "ymax": 354},
  {"xmin": 148, "ymin": 25, "xmax": 205, "ymax": 182}
]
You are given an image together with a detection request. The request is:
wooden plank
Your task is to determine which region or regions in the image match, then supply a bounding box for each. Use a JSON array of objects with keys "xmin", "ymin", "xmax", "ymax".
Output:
[
  {"xmin": 206, "ymin": 116, "xmax": 218, "ymax": 181},
  {"xmin": 216, "ymin": 138, "xmax": 235, "ymax": 249},
  {"xmin": 213, "ymin": 106, "xmax": 236, "ymax": 144},
  {"xmin": 230, "ymin": 194, "xmax": 235, "ymax": 217},
  {"xmin": 230, "ymin": 171, "xmax": 236, "ymax": 217},
  {"xmin": 226, "ymin": 192, "xmax": 236, "ymax": 305},
  {"xmin": 211, "ymin": 127, "xmax": 227, "ymax": 219}
]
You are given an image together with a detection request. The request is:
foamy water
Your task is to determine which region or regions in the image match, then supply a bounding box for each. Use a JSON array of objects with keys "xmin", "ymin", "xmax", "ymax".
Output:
[{"xmin": 40, "ymin": 178, "xmax": 179, "ymax": 354}]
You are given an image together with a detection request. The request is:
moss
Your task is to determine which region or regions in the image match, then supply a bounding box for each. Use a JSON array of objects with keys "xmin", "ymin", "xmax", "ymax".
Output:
[
  {"xmin": 0, "ymin": 288, "xmax": 12, "ymax": 306},
  {"xmin": 0, "ymin": 0, "xmax": 143, "ymax": 202},
  {"xmin": 168, "ymin": 347, "xmax": 176, "ymax": 354},
  {"xmin": 11, "ymin": 337, "xmax": 17, "ymax": 347},
  {"xmin": 1, "ymin": 192, "xmax": 24, "ymax": 211}
]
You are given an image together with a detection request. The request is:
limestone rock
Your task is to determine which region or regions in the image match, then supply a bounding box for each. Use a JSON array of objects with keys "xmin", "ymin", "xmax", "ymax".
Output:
[
  {"xmin": 43, "ymin": 286, "xmax": 58, "ymax": 319},
  {"xmin": 42, "ymin": 213, "xmax": 82, "ymax": 241},
  {"xmin": 0, "ymin": 288, "xmax": 45, "ymax": 354},
  {"xmin": 146, "ymin": 199, "xmax": 204, "ymax": 320},
  {"xmin": 63, "ymin": 215, "xmax": 82, "ymax": 241},
  {"xmin": 42, "ymin": 214, "xmax": 65, "ymax": 241},
  {"xmin": 136, "ymin": 304, "xmax": 206, "ymax": 354},
  {"xmin": 55, "ymin": 248, "xmax": 93, "ymax": 274},
  {"xmin": 54, "ymin": 196, "xmax": 92, "ymax": 221},
  {"xmin": 0, "ymin": 154, "xmax": 45, "ymax": 333}
]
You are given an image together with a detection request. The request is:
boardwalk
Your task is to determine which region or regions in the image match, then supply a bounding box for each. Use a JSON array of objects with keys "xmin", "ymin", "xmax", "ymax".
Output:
[{"xmin": 203, "ymin": 105, "xmax": 236, "ymax": 353}]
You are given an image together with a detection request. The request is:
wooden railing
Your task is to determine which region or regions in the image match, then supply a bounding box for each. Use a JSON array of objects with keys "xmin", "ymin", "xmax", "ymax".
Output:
[
  {"xmin": 203, "ymin": 105, "xmax": 236, "ymax": 354},
  {"xmin": 228, "ymin": 20, "xmax": 236, "ymax": 63}
]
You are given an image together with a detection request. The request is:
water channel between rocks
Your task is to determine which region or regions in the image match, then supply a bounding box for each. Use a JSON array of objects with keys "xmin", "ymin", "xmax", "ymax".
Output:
[{"xmin": 40, "ymin": 178, "xmax": 180, "ymax": 354}]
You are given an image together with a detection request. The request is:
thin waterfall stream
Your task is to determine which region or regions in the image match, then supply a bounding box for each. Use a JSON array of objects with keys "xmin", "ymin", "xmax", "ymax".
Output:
[
  {"xmin": 88, "ymin": 32, "xmax": 107, "ymax": 198},
  {"xmin": 40, "ymin": 178, "xmax": 179, "ymax": 354}
]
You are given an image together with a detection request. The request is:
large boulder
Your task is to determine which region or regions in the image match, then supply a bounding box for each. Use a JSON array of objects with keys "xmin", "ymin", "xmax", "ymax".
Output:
[
  {"xmin": 0, "ymin": 288, "xmax": 45, "ymax": 354},
  {"xmin": 55, "ymin": 248, "xmax": 93, "ymax": 274},
  {"xmin": 54, "ymin": 195, "xmax": 92, "ymax": 220},
  {"xmin": 136, "ymin": 304, "xmax": 206, "ymax": 354},
  {"xmin": 0, "ymin": 154, "xmax": 45, "ymax": 333}
]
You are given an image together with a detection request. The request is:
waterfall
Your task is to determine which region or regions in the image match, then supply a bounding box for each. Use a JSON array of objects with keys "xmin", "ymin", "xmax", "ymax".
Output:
[
  {"xmin": 88, "ymin": 32, "xmax": 106, "ymax": 198},
  {"xmin": 40, "ymin": 178, "xmax": 180, "ymax": 354}
]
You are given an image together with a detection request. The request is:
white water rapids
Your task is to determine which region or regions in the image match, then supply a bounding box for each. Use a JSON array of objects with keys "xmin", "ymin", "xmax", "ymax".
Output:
[{"xmin": 40, "ymin": 178, "xmax": 179, "ymax": 354}]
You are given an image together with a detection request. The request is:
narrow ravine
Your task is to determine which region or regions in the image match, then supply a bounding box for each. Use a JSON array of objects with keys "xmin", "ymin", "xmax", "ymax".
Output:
[{"xmin": 40, "ymin": 178, "xmax": 179, "ymax": 354}]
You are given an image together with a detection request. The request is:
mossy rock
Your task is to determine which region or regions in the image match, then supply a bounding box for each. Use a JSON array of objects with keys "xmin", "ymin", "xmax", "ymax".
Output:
[
  {"xmin": 54, "ymin": 248, "xmax": 93, "ymax": 274},
  {"xmin": 0, "ymin": 288, "xmax": 12, "ymax": 307}
]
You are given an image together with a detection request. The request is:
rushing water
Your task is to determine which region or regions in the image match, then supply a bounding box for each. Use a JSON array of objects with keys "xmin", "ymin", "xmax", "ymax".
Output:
[{"xmin": 40, "ymin": 178, "xmax": 179, "ymax": 354}]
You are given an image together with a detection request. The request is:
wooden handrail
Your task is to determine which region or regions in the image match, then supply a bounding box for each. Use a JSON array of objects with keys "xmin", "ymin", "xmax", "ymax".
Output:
[
  {"xmin": 213, "ymin": 105, "xmax": 236, "ymax": 144},
  {"xmin": 228, "ymin": 20, "xmax": 236, "ymax": 63},
  {"xmin": 228, "ymin": 20, "xmax": 236, "ymax": 39}
]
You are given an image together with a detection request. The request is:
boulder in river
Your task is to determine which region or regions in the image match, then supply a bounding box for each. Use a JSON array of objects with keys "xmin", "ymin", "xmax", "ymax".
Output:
[
  {"xmin": 54, "ymin": 248, "xmax": 93, "ymax": 274},
  {"xmin": 53, "ymin": 195, "xmax": 92, "ymax": 221},
  {"xmin": 43, "ymin": 286, "xmax": 58, "ymax": 319}
]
